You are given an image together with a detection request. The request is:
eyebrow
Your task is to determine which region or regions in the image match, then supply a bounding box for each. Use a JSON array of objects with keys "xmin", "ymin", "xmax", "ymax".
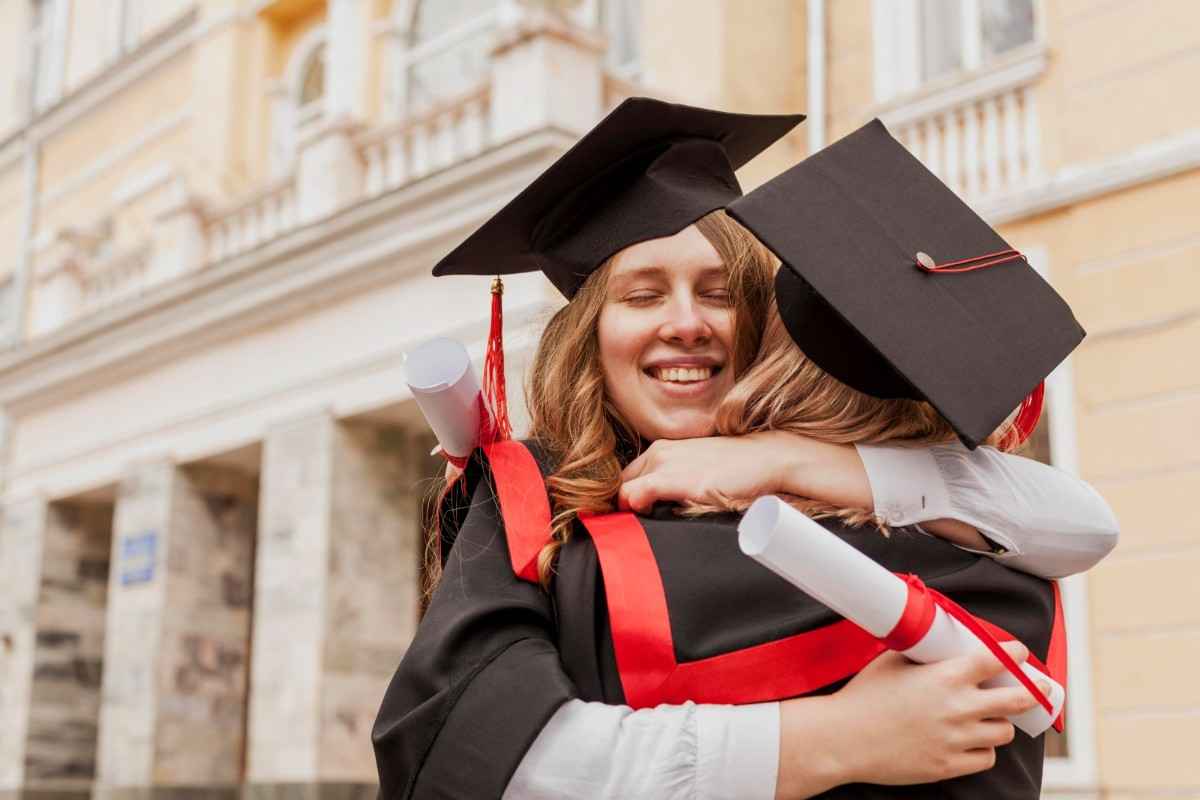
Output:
[{"xmin": 609, "ymin": 265, "xmax": 727, "ymax": 287}]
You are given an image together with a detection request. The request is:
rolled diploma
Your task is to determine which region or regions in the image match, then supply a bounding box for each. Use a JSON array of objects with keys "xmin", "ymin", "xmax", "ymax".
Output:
[
  {"xmin": 739, "ymin": 496, "xmax": 1065, "ymax": 737},
  {"xmin": 404, "ymin": 337, "xmax": 482, "ymax": 460}
]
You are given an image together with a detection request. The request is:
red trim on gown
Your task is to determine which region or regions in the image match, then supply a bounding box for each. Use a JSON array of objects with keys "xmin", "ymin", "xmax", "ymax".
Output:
[{"xmin": 484, "ymin": 441, "xmax": 1067, "ymax": 730}]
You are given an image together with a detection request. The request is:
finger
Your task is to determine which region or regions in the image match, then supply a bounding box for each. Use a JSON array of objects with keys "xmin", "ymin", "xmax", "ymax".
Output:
[
  {"xmin": 621, "ymin": 452, "xmax": 648, "ymax": 482},
  {"xmin": 620, "ymin": 478, "xmax": 656, "ymax": 514},
  {"xmin": 972, "ymin": 685, "xmax": 1040, "ymax": 720},
  {"xmin": 960, "ymin": 640, "xmax": 1029, "ymax": 685},
  {"xmin": 954, "ymin": 747, "xmax": 997, "ymax": 777},
  {"xmin": 961, "ymin": 720, "xmax": 1016, "ymax": 749},
  {"xmin": 616, "ymin": 484, "xmax": 633, "ymax": 511}
]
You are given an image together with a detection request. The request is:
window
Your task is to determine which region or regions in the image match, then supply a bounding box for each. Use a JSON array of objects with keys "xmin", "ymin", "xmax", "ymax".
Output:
[
  {"xmin": 874, "ymin": 0, "xmax": 1038, "ymax": 102},
  {"xmin": 599, "ymin": 0, "xmax": 641, "ymax": 80},
  {"xmin": 297, "ymin": 43, "xmax": 326, "ymax": 121},
  {"xmin": 401, "ymin": 0, "xmax": 498, "ymax": 115},
  {"xmin": 29, "ymin": 0, "xmax": 68, "ymax": 111},
  {"xmin": 269, "ymin": 26, "xmax": 327, "ymax": 175},
  {"xmin": 111, "ymin": 0, "xmax": 144, "ymax": 59},
  {"xmin": 0, "ymin": 276, "xmax": 16, "ymax": 345}
]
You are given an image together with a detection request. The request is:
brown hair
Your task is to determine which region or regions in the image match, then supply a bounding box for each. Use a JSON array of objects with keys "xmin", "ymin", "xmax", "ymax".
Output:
[{"xmin": 681, "ymin": 300, "xmax": 1012, "ymax": 526}]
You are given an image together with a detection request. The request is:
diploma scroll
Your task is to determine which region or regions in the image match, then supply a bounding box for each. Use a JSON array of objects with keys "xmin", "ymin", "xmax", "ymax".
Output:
[
  {"xmin": 404, "ymin": 337, "xmax": 483, "ymax": 464},
  {"xmin": 738, "ymin": 496, "xmax": 1065, "ymax": 737}
]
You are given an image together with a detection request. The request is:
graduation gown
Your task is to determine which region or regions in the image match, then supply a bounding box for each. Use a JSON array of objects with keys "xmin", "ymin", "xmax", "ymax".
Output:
[{"xmin": 372, "ymin": 441, "xmax": 1066, "ymax": 799}]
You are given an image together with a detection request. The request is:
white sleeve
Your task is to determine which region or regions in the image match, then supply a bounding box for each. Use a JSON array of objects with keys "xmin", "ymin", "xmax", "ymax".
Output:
[
  {"xmin": 856, "ymin": 442, "xmax": 1119, "ymax": 579},
  {"xmin": 503, "ymin": 698, "xmax": 780, "ymax": 800}
]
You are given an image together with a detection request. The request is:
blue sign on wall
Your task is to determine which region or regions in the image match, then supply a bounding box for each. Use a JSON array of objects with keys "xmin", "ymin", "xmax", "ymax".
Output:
[{"xmin": 119, "ymin": 531, "xmax": 158, "ymax": 586}]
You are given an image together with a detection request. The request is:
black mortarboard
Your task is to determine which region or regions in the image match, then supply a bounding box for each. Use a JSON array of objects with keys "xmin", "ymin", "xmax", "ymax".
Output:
[
  {"xmin": 726, "ymin": 119, "xmax": 1085, "ymax": 449},
  {"xmin": 432, "ymin": 96, "xmax": 804, "ymax": 297}
]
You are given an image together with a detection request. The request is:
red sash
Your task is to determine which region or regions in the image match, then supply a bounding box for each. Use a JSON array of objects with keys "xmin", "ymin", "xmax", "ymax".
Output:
[
  {"xmin": 483, "ymin": 442, "xmax": 1067, "ymax": 731},
  {"xmin": 580, "ymin": 511, "xmax": 1067, "ymax": 732}
]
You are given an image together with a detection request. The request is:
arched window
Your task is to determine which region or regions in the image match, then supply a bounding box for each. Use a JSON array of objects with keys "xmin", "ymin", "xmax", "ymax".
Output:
[
  {"xmin": 298, "ymin": 42, "xmax": 326, "ymax": 110},
  {"xmin": 270, "ymin": 25, "xmax": 328, "ymax": 176}
]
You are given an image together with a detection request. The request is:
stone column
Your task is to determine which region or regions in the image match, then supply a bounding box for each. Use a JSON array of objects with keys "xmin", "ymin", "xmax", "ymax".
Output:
[
  {"xmin": 488, "ymin": 4, "xmax": 606, "ymax": 142},
  {"xmin": 24, "ymin": 501, "xmax": 112, "ymax": 787},
  {"xmin": 0, "ymin": 497, "xmax": 48, "ymax": 792},
  {"xmin": 94, "ymin": 459, "xmax": 257, "ymax": 790},
  {"xmin": 326, "ymin": 0, "xmax": 372, "ymax": 122},
  {"xmin": 248, "ymin": 412, "xmax": 429, "ymax": 787}
]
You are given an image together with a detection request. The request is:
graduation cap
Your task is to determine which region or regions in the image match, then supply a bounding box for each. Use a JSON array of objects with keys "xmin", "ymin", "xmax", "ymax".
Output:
[
  {"xmin": 432, "ymin": 96, "xmax": 804, "ymax": 441},
  {"xmin": 726, "ymin": 119, "xmax": 1085, "ymax": 449}
]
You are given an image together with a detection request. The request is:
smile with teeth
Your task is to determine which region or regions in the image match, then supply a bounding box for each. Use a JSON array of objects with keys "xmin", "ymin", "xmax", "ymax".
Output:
[{"xmin": 651, "ymin": 366, "xmax": 717, "ymax": 383}]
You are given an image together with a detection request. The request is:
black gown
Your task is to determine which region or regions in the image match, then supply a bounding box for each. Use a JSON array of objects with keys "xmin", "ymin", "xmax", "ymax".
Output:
[{"xmin": 372, "ymin": 442, "xmax": 1063, "ymax": 800}]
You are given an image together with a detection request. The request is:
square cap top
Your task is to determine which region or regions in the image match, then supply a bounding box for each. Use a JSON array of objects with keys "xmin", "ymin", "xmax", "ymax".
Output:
[
  {"xmin": 431, "ymin": 96, "xmax": 804, "ymax": 297},
  {"xmin": 726, "ymin": 120, "xmax": 1085, "ymax": 448}
]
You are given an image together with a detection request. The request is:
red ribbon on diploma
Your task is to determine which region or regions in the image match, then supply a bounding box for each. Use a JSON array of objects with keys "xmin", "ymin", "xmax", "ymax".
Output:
[{"xmin": 882, "ymin": 574, "xmax": 1062, "ymax": 731}]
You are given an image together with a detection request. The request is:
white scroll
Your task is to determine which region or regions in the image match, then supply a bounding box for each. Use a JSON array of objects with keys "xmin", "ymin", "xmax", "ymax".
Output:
[
  {"xmin": 738, "ymin": 496, "xmax": 1065, "ymax": 737},
  {"xmin": 404, "ymin": 337, "xmax": 483, "ymax": 462}
]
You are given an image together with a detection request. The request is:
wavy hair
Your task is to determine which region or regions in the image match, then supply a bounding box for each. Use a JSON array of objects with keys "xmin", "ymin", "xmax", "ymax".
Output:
[{"xmin": 681, "ymin": 299, "xmax": 1013, "ymax": 527}]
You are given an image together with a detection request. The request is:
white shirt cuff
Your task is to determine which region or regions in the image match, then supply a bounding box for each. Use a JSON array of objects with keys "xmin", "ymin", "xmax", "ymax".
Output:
[
  {"xmin": 855, "ymin": 443, "xmax": 954, "ymax": 527},
  {"xmin": 695, "ymin": 701, "xmax": 780, "ymax": 800}
]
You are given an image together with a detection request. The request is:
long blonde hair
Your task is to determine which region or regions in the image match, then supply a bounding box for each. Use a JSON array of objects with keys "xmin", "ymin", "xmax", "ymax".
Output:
[
  {"xmin": 524, "ymin": 210, "xmax": 777, "ymax": 590},
  {"xmin": 684, "ymin": 298, "xmax": 1011, "ymax": 525}
]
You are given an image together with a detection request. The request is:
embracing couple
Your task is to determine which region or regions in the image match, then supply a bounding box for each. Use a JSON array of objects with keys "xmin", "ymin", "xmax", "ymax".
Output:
[{"xmin": 374, "ymin": 99, "xmax": 1118, "ymax": 800}]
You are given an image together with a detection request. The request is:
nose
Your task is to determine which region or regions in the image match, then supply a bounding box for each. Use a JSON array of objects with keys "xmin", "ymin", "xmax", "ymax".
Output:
[{"xmin": 658, "ymin": 294, "xmax": 712, "ymax": 346}]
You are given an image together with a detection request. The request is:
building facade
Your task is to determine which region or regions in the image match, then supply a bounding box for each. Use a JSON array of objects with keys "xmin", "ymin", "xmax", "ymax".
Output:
[{"xmin": 0, "ymin": 1, "xmax": 1193, "ymax": 798}]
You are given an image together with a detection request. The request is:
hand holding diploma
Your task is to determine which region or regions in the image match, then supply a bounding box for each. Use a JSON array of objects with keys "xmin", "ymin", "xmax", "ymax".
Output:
[{"xmin": 739, "ymin": 496, "xmax": 1065, "ymax": 737}]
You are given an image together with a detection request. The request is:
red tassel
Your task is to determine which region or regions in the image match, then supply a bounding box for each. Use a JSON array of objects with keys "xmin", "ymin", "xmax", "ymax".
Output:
[
  {"xmin": 482, "ymin": 277, "xmax": 513, "ymax": 443},
  {"xmin": 1006, "ymin": 381, "xmax": 1045, "ymax": 449}
]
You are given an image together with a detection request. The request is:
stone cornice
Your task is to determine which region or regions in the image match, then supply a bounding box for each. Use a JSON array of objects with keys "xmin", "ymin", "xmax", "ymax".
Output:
[{"xmin": 0, "ymin": 126, "xmax": 578, "ymax": 413}]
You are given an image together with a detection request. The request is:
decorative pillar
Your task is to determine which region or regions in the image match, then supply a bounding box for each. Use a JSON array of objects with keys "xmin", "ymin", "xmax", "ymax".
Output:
[
  {"xmin": 248, "ymin": 412, "xmax": 429, "ymax": 786},
  {"xmin": 150, "ymin": 179, "xmax": 208, "ymax": 283},
  {"xmin": 295, "ymin": 118, "xmax": 364, "ymax": 224},
  {"xmin": 326, "ymin": 0, "xmax": 372, "ymax": 122},
  {"xmin": 28, "ymin": 249, "xmax": 83, "ymax": 338},
  {"xmin": 488, "ymin": 2, "xmax": 606, "ymax": 142}
]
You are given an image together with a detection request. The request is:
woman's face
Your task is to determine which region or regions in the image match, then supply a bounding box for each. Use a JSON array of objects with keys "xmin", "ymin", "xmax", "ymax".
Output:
[{"xmin": 597, "ymin": 224, "xmax": 736, "ymax": 441}]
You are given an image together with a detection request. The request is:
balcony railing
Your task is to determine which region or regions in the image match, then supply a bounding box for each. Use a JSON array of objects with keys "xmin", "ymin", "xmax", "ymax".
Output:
[
  {"xmin": 78, "ymin": 244, "xmax": 154, "ymax": 314},
  {"xmin": 205, "ymin": 176, "xmax": 299, "ymax": 262},
  {"xmin": 24, "ymin": 4, "xmax": 633, "ymax": 340},
  {"xmin": 877, "ymin": 46, "xmax": 1047, "ymax": 202},
  {"xmin": 360, "ymin": 85, "xmax": 491, "ymax": 198}
]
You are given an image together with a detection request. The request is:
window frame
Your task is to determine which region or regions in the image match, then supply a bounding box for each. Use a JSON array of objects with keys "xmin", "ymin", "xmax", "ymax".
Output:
[
  {"xmin": 1020, "ymin": 244, "xmax": 1101, "ymax": 790},
  {"xmin": 29, "ymin": 0, "xmax": 70, "ymax": 112},
  {"xmin": 871, "ymin": 0, "xmax": 1043, "ymax": 104}
]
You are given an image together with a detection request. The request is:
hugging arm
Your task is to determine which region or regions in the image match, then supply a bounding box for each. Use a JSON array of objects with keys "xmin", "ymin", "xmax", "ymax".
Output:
[
  {"xmin": 619, "ymin": 432, "xmax": 1119, "ymax": 579},
  {"xmin": 857, "ymin": 441, "xmax": 1119, "ymax": 578}
]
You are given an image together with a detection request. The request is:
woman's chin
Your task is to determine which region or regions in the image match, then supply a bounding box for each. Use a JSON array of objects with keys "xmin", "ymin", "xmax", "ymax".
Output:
[{"xmin": 641, "ymin": 414, "xmax": 716, "ymax": 442}]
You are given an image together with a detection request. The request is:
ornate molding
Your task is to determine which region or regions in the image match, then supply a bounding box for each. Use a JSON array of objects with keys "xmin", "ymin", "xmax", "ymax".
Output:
[{"xmin": 0, "ymin": 126, "xmax": 578, "ymax": 412}]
